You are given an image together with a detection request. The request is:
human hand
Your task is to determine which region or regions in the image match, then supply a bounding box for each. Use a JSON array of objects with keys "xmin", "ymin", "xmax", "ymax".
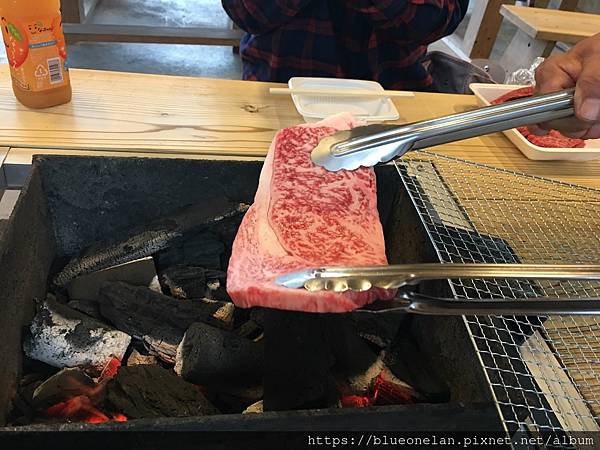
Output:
[{"xmin": 531, "ymin": 33, "xmax": 600, "ymax": 139}]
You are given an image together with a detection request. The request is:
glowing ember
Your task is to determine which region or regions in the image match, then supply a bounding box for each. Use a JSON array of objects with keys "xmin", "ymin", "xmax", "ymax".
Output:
[
  {"xmin": 44, "ymin": 395, "xmax": 127, "ymax": 424},
  {"xmin": 99, "ymin": 357, "xmax": 122, "ymax": 381},
  {"xmin": 339, "ymin": 371, "xmax": 416, "ymax": 408}
]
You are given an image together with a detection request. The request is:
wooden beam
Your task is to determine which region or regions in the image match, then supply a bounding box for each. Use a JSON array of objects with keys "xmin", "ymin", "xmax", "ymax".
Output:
[
  {"xmin": 462, "ymin": 0, "xmax": 514, "ymax": 59},
  {"xmin": 500, "ymin": 5, "xmax": 600, "ymax": 43},
  {"xmin": 63, "ymin": 23, "xmax": 244, "ymax": 46}
]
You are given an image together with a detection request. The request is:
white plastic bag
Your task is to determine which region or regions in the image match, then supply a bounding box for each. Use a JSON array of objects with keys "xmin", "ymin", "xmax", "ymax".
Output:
[{"xmin": 505, "ymin": 57, "xmax": 544, "ymax": 85}]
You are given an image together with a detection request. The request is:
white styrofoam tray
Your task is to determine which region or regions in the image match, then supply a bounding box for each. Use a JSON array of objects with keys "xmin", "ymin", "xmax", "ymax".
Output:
[
  {"xmin": 289, "ymin": 77, "xmax": 400, "ymax": 123},
  {"xmin": 470, "ymin": 83, "xmax": 600, "ymax": 161}
]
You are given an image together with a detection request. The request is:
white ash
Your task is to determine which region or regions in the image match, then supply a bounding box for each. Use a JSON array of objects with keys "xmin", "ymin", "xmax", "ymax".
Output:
[{"xmin": 23, "ymin": 297, "xmax": 131, "ymax": 372}]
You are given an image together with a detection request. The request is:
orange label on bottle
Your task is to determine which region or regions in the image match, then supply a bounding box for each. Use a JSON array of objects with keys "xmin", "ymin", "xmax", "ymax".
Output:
[{"xmin": 1, "ymin": 15, "xmax": 69, "ymax": 92}]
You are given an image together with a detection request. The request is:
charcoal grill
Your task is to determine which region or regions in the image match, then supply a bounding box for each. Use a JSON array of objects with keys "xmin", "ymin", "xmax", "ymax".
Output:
[
  {"xmin": 0, "ymin": 153, "xmax": 598, "ymax": 445},
  {"xmin": 397, "ymin": 153, "xmax": 600, "ymax": 441},
  {"xmin": 0, "ymin": 155, "xmax": 498, "ymax": 434}
]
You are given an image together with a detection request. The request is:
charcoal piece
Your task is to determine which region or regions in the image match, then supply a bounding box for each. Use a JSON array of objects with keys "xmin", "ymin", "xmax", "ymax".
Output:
[
  {"xmin": 53, "ymin": 201, "xmax": 248, "ymax": 287},
  {"xmin": 142, "ymin": 331, "xmax": 181, "ymax": 364},
  {"xmin": 242, "ymin": 400, "xmax": 263, "ymax": 414},
  {"xmin": 99, "ymin": 281, "xmax": 232, "ymax": 333},
  {"xmin": 31, "ymin": 368, "xmax": 104, "ymax": 409},
  {"xmin": 156, "ymin": 232, "xmax": 225, "ymax": 272},
  {"xmin": 326, "ymin": 316, "xmax": 416, "ymax": 401},
  {"xmin": 126, "ymin": 349, "xmax": 157, "ymax": 366},
  {"xmin": 237, "ymin": 320, "xmax": 263, "ymax": 341},
  {"xmin": 11, "ymin": 374, "xmax": 47, "ymax": 421},
  {"xmin": 175, "ymin": 322, "xmax": 263, "ymax": 386},
  {"xmin": 210, "ymin": 301, "xmax": 235, "ymax": 329},
  {"xmin": 210, "ymin": 384, "xmax": 263, "ymax": 414},
  {"xmin": 67, "ymin": 299, "xmax": 102, "ymax": 319},
  {"xmin": 262, "ymin": 310, "xmax": 338, "ymax": 412},
  {"xmin": 349, "ymin": 312, "xmax": 402, "ymax": 349},
  {"xmin": 67, "ymin": 257, "xmax": 157, "ymax": 301},
  {"xmin": 204, "ymin": 269, "xmax": 231, "ymax": 302},
  {"xmin": 159, "ymin": 265, "xmax": 234, "ymax": 307},
  {"xmin": 384, "ymin": 337, "xmax": 450, "ymax": 403},
  {"xmin": 98, "ymin": 282, "xmax": 233, "ymax": 362},
  {"xmin": 160, "ymin": 265, "xmax": 206, "ymax": 299},
  {"xmin": 106, "ymin": 365, "xmax": 219, "ymax": 419},
  {"xmin": 23, "ymin": 296, "xmax": 131, "ymax": 372}
]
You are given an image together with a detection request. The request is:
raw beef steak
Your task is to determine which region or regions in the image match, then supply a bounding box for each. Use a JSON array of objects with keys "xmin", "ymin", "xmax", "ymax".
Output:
[
  {"xmin": 227, "ymin": 113, "xmax": 395, "ymax": 313},
  {"xmin": 491, "ymin": 86, "xmax": 586, "ymax": 148}
]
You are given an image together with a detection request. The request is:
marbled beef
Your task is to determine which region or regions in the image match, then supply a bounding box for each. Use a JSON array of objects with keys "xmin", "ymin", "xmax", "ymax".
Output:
[{"xmin": 227, "ymin": 113, "xmax": 395, "ymax": 313}]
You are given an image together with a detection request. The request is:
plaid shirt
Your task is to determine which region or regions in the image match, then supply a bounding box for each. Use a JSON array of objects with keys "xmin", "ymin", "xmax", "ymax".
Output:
[{"xmin": 222, "ymin": 0, "xmax": 468, "ymax": 90}]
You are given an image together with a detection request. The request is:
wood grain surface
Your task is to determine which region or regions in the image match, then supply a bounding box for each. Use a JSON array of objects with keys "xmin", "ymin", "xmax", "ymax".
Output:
[
  {"xmin": 3, "ymin": 65, "xmax": 600, "ymax": 189},
  {"xmin": 500, "ymin": 5, "xmax": 600, "ymax": 43}
]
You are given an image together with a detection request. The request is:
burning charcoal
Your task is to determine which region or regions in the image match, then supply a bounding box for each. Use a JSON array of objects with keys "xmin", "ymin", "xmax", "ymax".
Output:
[
  {"xmin": 175, "ymin": 322, "xmax": 263, "ymax": 386},
  {"xmin": 242, "ymin": 400, "xmax": 263, "ymax": 414},
  {"xmin": 126, "ymin": 349, "xmax": 157, "ymax": 367},
  {"xmin": 67, "ymin": 257, "xmax": 157, "ymax": 301},
  {"xmin": 106, "ymin": 365, "xmax": 219, "ymax": 418},
  {"xmin": 31, "ymin": 368, "xmax": 104, "ymax": 410},
  {"xmin": 384, "ymin": 337, "xmax": 450, "ymax": 403},
  {"xmin": 155, "ymin": 231, "xmax": 225, "ymax": 271},
  {"xmin": 328, "ymin": 316, "xmax": 419, "ymax": 405},
  {"xmin": 98, "ymin": 282, "xmax": 234, "ymax": 363},
  {"xmin": 339, "ymin": 368, "xmax": 418, "ymax": 408},
  {"xmin": 43, "ymin": 395, "xmax": 125, "ymax": 424},
  {"xmin": 53, "ymin": 201, "xmax": 249, "ymax": 287},
  {"xmin": 23, "ymin": 296, "xmax": 131, "ymax": 373}
]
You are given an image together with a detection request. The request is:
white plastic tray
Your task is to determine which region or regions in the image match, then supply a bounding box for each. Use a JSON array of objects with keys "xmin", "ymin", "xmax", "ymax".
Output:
[
  {"xmin": 289, "ymin": 77, "xmax": 400, "ymax": 123},
  {"xmin": 470, "ymin": 83, "xmax": 600, "ymax": 161}
]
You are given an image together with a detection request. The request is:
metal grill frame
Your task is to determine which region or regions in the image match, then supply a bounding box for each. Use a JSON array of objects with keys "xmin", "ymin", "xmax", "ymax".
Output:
[{"xmin": 396, "ymin": 153, "xmax": 600, "ymax": 441}]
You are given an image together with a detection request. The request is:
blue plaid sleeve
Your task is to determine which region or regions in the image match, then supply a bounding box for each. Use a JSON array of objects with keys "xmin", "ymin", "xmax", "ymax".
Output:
[{"xmin": 222, "ymin": 0, "xmax": 314, "ymax": 35}]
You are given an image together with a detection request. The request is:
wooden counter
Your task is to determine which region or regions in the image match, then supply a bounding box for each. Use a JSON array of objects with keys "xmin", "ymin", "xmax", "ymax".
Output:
[{"xmin": 2, "ymin": 64, "xmax": 600, "ymax": 188}]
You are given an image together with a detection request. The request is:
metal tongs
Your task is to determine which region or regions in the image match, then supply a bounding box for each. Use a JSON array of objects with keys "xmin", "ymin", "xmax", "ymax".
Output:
[
  {"xmin": 312, "ymin": 89, "xmax": 575, "ymax": 171},
  {"xmin": 275, "ymin": 264, "xmax": 600, "ymax": 315}
]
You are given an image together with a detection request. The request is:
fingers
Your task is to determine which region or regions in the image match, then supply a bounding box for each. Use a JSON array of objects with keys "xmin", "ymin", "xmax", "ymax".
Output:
[
  {"xmin": 573, "ymin": 56, "xmax": 600, "ymax": 123},
  {"xmin": 582, "ymin": 123, "xmax": 600, "ymax": 140},
  {"xmin": 534, "ymin": 54, "xmax": 580, "ymax": 94}
]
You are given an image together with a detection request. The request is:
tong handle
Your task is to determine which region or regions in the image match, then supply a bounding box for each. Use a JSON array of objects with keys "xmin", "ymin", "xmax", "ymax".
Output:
[
  {"xmin": 410, "ymin": 88, "xmax": 574, "ymax": 151},
  {"xmin": 361, "ymin": 293, "xmax": 600, "ymax": 316},
  {"xmin": 299, "ymin": 263, "xmax": 600, "ymax": 292},
  {"xmin": 313, "ymin": 89, "xmax": 575, "ymax": 172}
]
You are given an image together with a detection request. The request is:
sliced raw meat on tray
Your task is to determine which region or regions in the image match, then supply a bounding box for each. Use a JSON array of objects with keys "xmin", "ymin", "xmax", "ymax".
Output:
[
  {"xmin": 227, "ymin": 113, "xmax": 395, "ymax": 313},
  {"xmin": 491, "ymin": 86, "xmax": 586, "ymax": 149}
]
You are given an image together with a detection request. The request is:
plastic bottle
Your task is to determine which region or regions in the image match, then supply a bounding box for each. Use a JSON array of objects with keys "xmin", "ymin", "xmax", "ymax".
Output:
[{"xmin": 0, "ymin": 0, "xmax": 71, "ymax": 108}]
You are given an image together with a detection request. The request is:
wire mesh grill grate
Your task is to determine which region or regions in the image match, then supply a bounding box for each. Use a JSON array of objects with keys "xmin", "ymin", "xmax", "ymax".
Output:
[{"xmin": 397, "ymin": 152, "xmax": 600, "ymax": 438}]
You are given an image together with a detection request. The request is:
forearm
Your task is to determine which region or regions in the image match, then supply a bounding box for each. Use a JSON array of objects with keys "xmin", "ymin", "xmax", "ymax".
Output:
[{"xmin": 222, "ymin": 0, "xmax": 313, "ymax": 35}]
